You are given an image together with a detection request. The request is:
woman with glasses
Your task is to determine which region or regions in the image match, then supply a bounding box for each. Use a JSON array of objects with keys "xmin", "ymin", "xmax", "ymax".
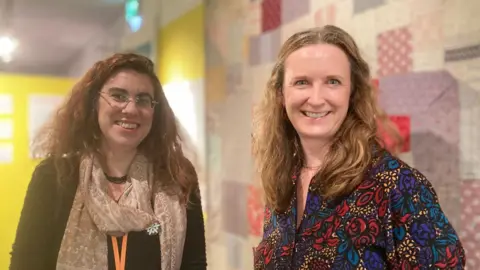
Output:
[{"xmin": 10, "ymin": 53, "xmax": 207, "ymax": 270}]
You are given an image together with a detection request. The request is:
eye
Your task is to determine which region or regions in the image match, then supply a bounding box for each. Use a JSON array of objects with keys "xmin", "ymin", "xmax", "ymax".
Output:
[
  {"xmin": 327, "ymin": 78, "xmax": 341, "ymax": 85},
  {"xmin": 294, "ymin": 79, "xmax": 309, "ymax": 86},
  {"xmin": 136, "ymin": 96, "xmax": 153, "ymax": 107},
  {"xmin": 111, "ymin": 93, "xmax": 128, "ymax": 101}
]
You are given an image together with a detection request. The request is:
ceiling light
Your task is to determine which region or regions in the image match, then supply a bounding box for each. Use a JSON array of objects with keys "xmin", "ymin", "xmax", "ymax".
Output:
[
  {"xmin": 1, "ymin": 54, "xmax": 12, "ymax": 63},
  {"xmin": 0, "ymin": 35, "xmax": 18, "ymax": 62}
]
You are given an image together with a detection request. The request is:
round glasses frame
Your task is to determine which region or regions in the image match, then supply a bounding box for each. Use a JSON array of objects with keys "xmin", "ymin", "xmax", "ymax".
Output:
[{"xmin": 99, "ymin": 91, "xmax": 159, "ymax": 109}]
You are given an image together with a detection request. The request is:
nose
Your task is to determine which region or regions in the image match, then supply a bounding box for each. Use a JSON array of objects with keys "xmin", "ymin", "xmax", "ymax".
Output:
[
  {"xmin": 121, "ymin": 99, "xmax": 139, "ymax": 115},
  {"xmin": 308, "ymin": 83, "xmax": 326, "ymax": 106}
]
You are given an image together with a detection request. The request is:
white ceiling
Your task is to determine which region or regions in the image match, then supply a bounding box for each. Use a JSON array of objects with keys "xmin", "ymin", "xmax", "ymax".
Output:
[{"xmin": 0, "ymin": 0, "xmax": 124, "ymax": 76}]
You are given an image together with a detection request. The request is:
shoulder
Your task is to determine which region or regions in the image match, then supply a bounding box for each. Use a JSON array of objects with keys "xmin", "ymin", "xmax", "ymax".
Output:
[
  {"xmin": 180, "ymin": 157, "xmax": 202, "ymax": 203},
  {"xmin": 368, "ymin": 150, "xmax": 432, "ymax": 193},
  {"xmin": 180, "ymin": 156, "xmax": 199, "ymax": 189},
  {"xmin": 30, "ymin": 157, "xmax": 58, "ymax": 188},
  {"xmin": 366, "ymin": 151, "xmax": 443, "ymax": 221},
  {"xmin": 29, "ymin": 155, "xmax": 79, "ymax": 194},
  {"xmin": 181, "ymin": 157, "xmax": 196, "ymax": 175}
]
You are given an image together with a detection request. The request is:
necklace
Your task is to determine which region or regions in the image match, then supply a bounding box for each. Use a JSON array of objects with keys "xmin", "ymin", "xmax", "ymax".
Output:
[{"xmin": 104, "ymin": 172, "xmax": 128, "ymax": 184}]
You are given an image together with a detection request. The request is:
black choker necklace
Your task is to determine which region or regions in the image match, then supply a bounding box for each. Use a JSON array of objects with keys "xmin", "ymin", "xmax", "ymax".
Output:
[{"xmin": 103, "ymin": 172, "xmax": 128, "ymax": 184}]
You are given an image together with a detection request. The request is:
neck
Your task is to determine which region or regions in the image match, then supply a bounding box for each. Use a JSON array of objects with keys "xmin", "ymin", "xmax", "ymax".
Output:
[
  {"xmin": 299, "ymin": 137, "xmax": 330, "ymax": 168},
  {"xmin": 100, "ymin": 143, "xmax": 137, "ymax": 177}
]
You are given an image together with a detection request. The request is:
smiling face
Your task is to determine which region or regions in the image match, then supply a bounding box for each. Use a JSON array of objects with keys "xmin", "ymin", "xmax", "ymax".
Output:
[
  {"xmin": 283, "ymin": 43, "xmax": 351, "ymax": 145},
  {"xmin": 97, "ymin": 69, "xmax": 156, "ymax": 151}
]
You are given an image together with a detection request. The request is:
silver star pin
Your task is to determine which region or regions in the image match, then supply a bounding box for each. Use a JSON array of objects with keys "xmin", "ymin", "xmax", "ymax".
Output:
[{"xmin": 146, "ymin": 223, "xmax": 160, "ymax": 236}]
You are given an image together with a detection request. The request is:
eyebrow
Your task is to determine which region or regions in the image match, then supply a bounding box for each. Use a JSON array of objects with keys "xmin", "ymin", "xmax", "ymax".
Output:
[
  {"xmin": 288, "ymin": 75, "xmax": 309, "ymax": 84},
  {"xmin": 288, "ymin": 74, "xmax": 346, "ymax": 83},
  {"xmin": 326, "ymin": 75, "xmax": 346, "ymax": 81},
  {"xmin": 107, "ymin": 87, "xmax": 128, "ymax": 94},
  {"xmin": 107, "ymin": 87, "xmax": 154, "ymax": 98}
]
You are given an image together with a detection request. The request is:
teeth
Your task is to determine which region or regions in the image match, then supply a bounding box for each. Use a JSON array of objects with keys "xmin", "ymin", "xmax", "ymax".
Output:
[
  {"xmin": 305, "ymin": 111, "xmax": 329, "ymax": 118},
  {"xmin": 117, "ymin": 121, "xmax": 138, "ymax": 129}
]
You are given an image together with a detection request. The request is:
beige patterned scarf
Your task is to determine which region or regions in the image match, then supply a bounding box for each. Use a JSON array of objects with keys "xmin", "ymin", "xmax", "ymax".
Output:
[{"xmin": 56, "ymin": 154, "xmax": 187, "ymax": 270}]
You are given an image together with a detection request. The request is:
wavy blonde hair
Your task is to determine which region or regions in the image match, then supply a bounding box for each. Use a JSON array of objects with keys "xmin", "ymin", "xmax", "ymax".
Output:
[
  {"xmin": 253, "ymin": 25, "xmax": 381, "ymax": 211},
  {"xmin": 373, "ymin": 82, "xmax": 404, "ymax": 154}
]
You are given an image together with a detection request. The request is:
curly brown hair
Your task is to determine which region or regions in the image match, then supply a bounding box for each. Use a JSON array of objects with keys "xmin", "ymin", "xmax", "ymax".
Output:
[
  {"xmin": 253, "ymin": 25, "xmax": 381, "ymax": 211},
  {"xmin": 33, "ymin": 53, "xmax": 197, "ymax": 202}
]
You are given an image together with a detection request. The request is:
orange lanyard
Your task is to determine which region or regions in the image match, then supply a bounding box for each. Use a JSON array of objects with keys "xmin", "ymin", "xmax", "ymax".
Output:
[{"xmin": 111, "ymin": 234, "xmax": 128, "ymax": 270}]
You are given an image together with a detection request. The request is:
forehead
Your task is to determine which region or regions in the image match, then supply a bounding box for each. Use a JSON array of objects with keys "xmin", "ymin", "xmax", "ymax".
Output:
[
  {"xmin": 284, "ymin": 43, "xmax": 350, "ymax": 78},
  {"xmin": 103, "ymin": 69, "xmax": 154, "ymax": 96}
]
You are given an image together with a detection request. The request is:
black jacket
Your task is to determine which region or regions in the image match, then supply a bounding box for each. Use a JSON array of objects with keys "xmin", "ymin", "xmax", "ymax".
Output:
[{"xmin": 9, "ymin": 157, "xmax": 207, "ymax": 270}]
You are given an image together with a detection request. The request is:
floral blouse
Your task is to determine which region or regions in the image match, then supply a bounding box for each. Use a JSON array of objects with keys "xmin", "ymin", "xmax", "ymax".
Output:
[{"xmin": 254, "ymin": 151, "xmax": 466, "ymax": 269}]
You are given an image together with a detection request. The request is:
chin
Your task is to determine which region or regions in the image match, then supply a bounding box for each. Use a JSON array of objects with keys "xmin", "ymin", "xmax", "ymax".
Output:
[
  {"xmin": 303, "ymin": 134, "xmax": 332, "ymax": 141},
  {"xmin": 108, "ymin": 137, "xmax": 141, "ymax": 149},
  {"xmin": 298, "ymin": 129, "xmax": 334, "ymax": 141}
]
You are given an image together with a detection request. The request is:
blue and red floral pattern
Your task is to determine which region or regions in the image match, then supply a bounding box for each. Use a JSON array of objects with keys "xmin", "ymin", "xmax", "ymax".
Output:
[{"xmin": 254, "ymin": 151, "xmax": 466, "ymax": 269}]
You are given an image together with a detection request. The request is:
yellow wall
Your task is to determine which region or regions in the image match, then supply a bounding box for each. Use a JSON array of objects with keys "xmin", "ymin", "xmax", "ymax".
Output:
[
  {"xmin": 0, "ymin": 73, "xmax": 74, "ymax": 269},
  {"xmin": 157, "ymin": 4, "xmax": 205, "ymax": 84},
  {"xmin": 156, "ymin": 3, "xmax": 207, "ymax": 221}
]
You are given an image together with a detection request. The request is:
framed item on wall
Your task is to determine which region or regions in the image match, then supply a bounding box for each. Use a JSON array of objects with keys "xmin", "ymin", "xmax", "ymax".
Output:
[
  {"xmin": 0, "ymin": 94, "xmax": 13, "ymax": 115},
  {"xmin": 28, "ymin": 94, "xmax": 64, "ymax": 158}
]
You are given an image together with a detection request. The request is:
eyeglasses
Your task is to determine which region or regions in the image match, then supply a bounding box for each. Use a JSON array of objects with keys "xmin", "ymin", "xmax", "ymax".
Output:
[{"xmin": 99, "ymin": 91, "xmax": 158, "ymax": 109}]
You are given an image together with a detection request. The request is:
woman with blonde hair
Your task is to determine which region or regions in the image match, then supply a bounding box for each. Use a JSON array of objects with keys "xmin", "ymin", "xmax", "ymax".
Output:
[
  {"xmin": 253, "ymin": 26, "xmax": 465, "ymax": 269},
  {"xmin": 10, "ymin": 53, "xmax": 206, "ymax": 270}
]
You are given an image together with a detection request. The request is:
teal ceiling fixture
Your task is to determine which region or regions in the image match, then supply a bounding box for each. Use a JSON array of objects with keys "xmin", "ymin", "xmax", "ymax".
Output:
[{"xmin": 125, "ymin": 0, "xmax": 142, "ymax": 32}]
